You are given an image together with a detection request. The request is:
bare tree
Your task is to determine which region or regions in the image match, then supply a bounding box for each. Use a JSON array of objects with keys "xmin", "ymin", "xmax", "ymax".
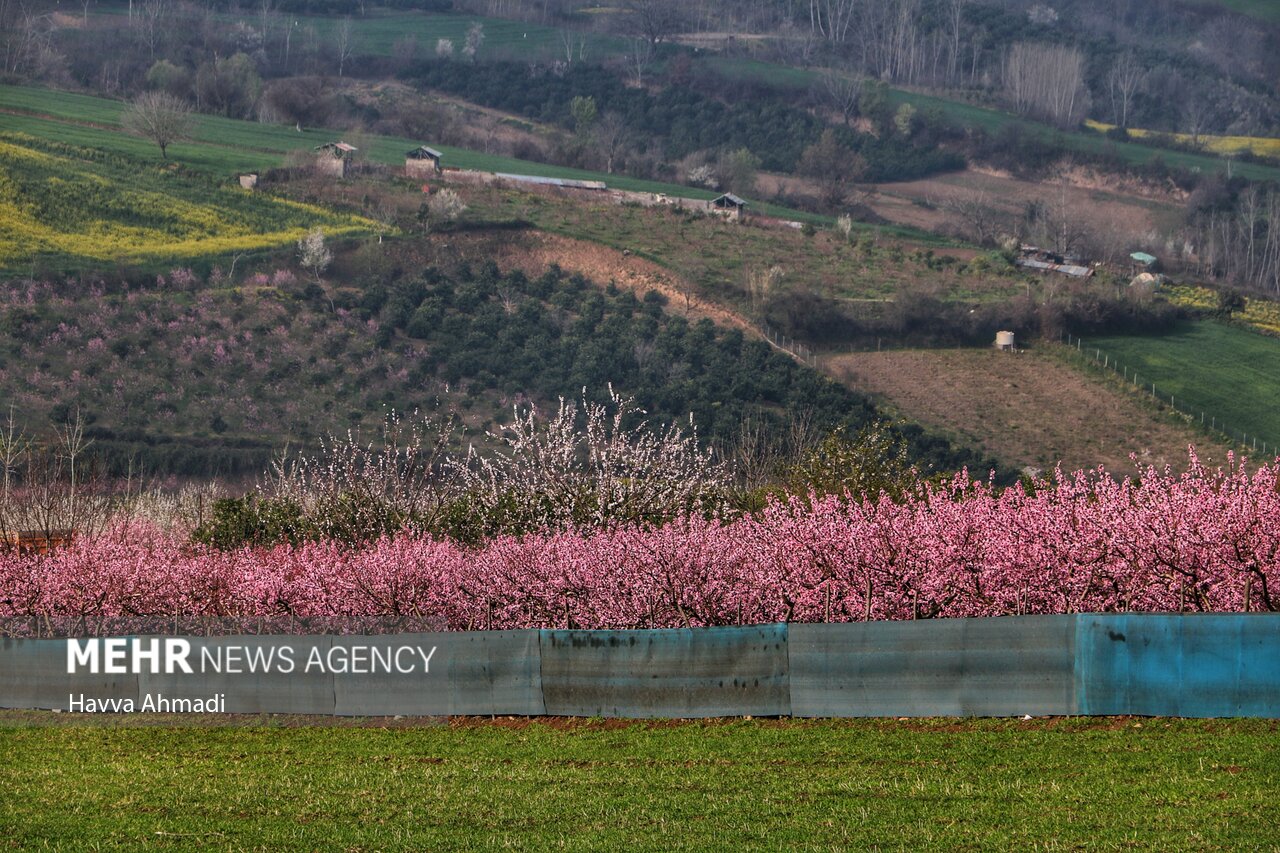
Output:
[
  {"xmin": 1181, "ymin": 85, "xmax": 1217, "ymax": 145},
  {"xmin": 1003, "ymin": 42, "xmax": 1089, "ymax": 127},
  {"xmin": 0, "ymin": 409, "xmax": 119, "ymax": 543},
  {"xmin": 931, "ymin": 189, "xmax": 1003, "ymax": 246},
  {"xmin": 593, "ymin": 112, "xmax": 628, "ymax": 174},
  {"xmin": 747, "ymin": 265, "xmax": 784, "ymax": 313},
  {"xmin": 335, "ymin": 16, "xmax": 355, "ymax": 77},
  {"xmin": 733, "ymin": 412, "xmax": 783, "ymax": 490},
  {"xmin": 559, "ymin": 28, "xmax": 586, "ymax": 63},
  {"xmin": 625, "ymin": 37, "xmax": 653, "ymax": 86},
  {"xmin": 1, "ymin": 0, "xmax": 54, "ymax": 76},
  {"xmin": 135, "ymin": 0, "xmax": 168, "ymax": 59},
  {"xmin": 622, "ymin": 0, "xmax": 685, "ymax": 50},
  {"xmin": 945, "ymin": 0, "xmax": 966, "ymax": 85},
  {"xmin": 808, "ymin": 0, "xmax": 858, "ymax": 44},
  {"xmin": 121, "ymin": 91, "xmax": 194, "ymax": 159},
  {"xmin": 1107, "ymin": 53, "xmax": 1144, "ymax": 128},
  {"xmin": 817, "ymin": 70, "xmax": 861, "ymax": 125}
]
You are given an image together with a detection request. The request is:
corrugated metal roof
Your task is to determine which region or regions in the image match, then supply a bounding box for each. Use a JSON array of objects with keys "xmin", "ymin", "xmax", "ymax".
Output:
[
  {"xmin": 1130, "ymin": 252, "xmax": 1157, "ymax": 265},
  {"xmin": 1015, "ymin": 258, "xmax": 1092, "ymax": 277},
  {"xmin": 407, "ymin": 146, "xmax": 443, "ymax": 159},
  {"xmin": 714, "ymin": 192, "xmax": 747, "ymax": 207},
  {"xmin": 494, "ymin": 172, "xmax": 607, "ymax": 190}
]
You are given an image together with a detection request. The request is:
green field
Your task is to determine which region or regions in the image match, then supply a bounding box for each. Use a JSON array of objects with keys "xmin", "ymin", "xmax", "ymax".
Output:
[
  {"xmin": 1, "ymin": 716, "xmax": 1277, "ymax": 849},
  {"xmin": 94, "ymin": 4, "xmax": 634, "ymax": 63},
  {"xmin": 704, "ymin": 58, "xmax": 1280, "ymax": 184},
  {"xmin": 1085, "ymin": 321, "xmax": 1280, "ymax": 448},
  {"xmin": 0, "ymin": 85, "xmax": 837, "ymax": 225}
]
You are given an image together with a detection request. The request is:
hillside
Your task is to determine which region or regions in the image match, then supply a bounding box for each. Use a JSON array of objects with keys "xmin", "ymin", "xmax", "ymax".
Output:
[
  {"xmin": 0, "ymin": 134, "xmax": 375, "ymax": 269},
  {"xmin": 0, "ymin": 105, "xmax": 1253, "ymax": 477},
  {"xmin": 0, "ymin": 188, "xmax": 994, "ymax": 478},
  {"xmin": 824, "ymin": 347, "xmax": 1235, "ymax": 474},
  {"xmin": 0, "ymin": 73, "xmax": 1274, "ymax": 478},
  {"xmin": 0, "ymin": 84, "xmax": 839, "ymax": 226}
]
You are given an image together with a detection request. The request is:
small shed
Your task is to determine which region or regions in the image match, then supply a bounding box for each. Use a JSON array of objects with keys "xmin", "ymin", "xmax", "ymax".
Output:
[
  {"xmin": 405, "ymin": 146, "xmax": 444, "ymax": 177},
  {"xmin": 1130, "ymin": 251, "xmax": 1158, "ymax": 274},
  {"xmin": 1015, "ymin": 245, "xmax": 1092, "ymax": 278},
  {"xmin": 314, "ymin": 141, "xmax": 357, "ymax": 178},
  {"xmin": 711, "ymin": 192, "xmax": 747, "ymax": 220},
  {"xmin": 238, "ymin": 173, "xmax": 258, "ymax": 190},
  {"xmin": 1, "ymin": 529, "xmax": 75, "ymax": 555}
]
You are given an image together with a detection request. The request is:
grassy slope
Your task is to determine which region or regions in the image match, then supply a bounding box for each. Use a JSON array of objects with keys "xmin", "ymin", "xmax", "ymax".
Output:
[
  {"xmin": 0, "ymin": 134, "xmax": 374, "ymax": 268},
  {"xmin": 458, "ymin": 183, "xmax": 1003, "ymax": 308},
  {"xmin": 1, "ymin": 717, "xmax": 1277, "ymax": 849},
  {"xmin": 0, "ymin": 84, "xmax": 841, "ymax": 225},
  {"xmin": 707, "ymin": 57, "xmax": 1280, "ymax": 184},
  {"xmin": 1084, "ymin": 321, "xmax": 1280, "ymax": 448},
  {"xmin": 93, "ymin": 4, "xmax": 634, "ymax": 62}
]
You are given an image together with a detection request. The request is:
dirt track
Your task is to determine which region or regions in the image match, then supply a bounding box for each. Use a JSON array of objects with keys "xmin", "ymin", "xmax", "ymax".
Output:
[{"xmin": 457, "ymin": 230, "xmax": 758, "ymax": 335}]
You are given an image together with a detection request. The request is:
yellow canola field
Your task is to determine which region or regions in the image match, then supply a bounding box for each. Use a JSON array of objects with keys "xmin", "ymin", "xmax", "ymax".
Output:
[
  {"xmin": 1162, "ymin": 283, "xmax": 1280, "ymax": 336},
  {"xmin": 0, "ymin": 136, "xmax": 378, "ymax": 266},
  {"xmin": 1086, "ymin": 120, "xmax": 1280, "ymax": 159}
]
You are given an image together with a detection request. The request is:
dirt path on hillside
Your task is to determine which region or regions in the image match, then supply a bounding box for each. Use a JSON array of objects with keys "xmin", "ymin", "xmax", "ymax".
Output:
[{"xmin": 457, "ymin": 231, "xmax": 758, "ymax": 335}]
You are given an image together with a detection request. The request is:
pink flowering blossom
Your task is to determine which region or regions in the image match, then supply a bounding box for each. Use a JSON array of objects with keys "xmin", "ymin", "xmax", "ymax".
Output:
[{"xmin": 1, "ymin": 453, "xmax": 1277, "ymax": 637}]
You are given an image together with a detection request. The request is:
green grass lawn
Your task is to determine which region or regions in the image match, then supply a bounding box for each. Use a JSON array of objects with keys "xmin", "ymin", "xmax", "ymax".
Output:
[
  {"xmin": 1085, "ymin": 321, "xmax": 1280, "ymax": 448},
  {"xmin": 1, "ymin": 716, "xmax": 1277, "ymax": 849}
]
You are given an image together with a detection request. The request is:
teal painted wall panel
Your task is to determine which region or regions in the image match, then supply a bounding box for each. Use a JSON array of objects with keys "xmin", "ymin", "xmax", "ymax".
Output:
[
  {"xmin": 790, "ymin": 617, "xmax": 1077, "ymax": 717},
  {"xmin": 1076, "ymin": 615, "xmax": 1280, "ymax": 717},
  {"xmin": 539, "ymin": 625, "xmax": 790, "ymax": 718}
]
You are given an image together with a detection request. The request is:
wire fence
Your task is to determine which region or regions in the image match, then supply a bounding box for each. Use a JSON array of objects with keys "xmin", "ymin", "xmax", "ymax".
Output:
[
  {"xmin": 761, "ymin": 324, "xmax": 818, "ymax": 367},
  {"xmin": 1062, "ymin": 332, "xmax": 1273, "ymax": 457}
]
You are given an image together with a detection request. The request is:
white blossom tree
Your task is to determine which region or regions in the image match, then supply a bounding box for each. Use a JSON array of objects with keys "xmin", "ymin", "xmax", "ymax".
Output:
[
  {"xmin": 455, "ymin": 388, "xmax": 730, "ymax": 533},
  {"xmin": 298, "ymin": 227, "xmax": 332, "ymax": 282}
]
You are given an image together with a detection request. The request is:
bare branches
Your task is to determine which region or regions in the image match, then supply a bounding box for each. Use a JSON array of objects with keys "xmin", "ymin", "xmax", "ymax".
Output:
[
  {"xmin": 456, "ymin": 387, "xmax": 731, "ymax": 534},
  {"xmin": 0, "ymin": 410, "xmax": 120, "ymax": 543},
  {"xmin": 267, "ymin": 408, "xmax": 462, "ymax": 543},
  {"xmin": 1003, "ymin": 42, "xmax": 1089, "ymax": 128},
  {"xmin": 121, "ymin": 91, "xmax": 193, "ymax": 160}
]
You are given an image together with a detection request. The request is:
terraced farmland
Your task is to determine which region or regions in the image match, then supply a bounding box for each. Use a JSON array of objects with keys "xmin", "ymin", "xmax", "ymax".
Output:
[{"xmin": 0, "ymin": 133, "xmax": 376, "ymax": 268}]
